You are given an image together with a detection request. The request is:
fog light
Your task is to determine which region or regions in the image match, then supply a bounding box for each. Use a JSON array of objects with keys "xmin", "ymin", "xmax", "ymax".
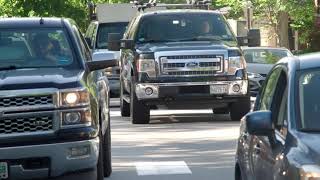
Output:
[
  {"xmin": 68, "ymin": 145, "xmax": 90, "ymax": 159},
  {"xmin": 64, "ymin": 112, "xmax": 81, "ymax": 125},
  {"xmin": 232, "ymin": 84, "xmax": 241, "ymax": 92},
  {"xmin": 145, "ymin": 87, "xmax": 153, "ymax": 95}
]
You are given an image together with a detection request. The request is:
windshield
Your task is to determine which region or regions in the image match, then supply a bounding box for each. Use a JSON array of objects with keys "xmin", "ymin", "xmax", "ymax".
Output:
[
  {"xmin": 299, "ymin": 70, "xmax": 320, "ymax": 131},
  {"xmin": 0, "ymin": 28, "xmax": 76, "ymax": 69},
  {"xmin": 136, "ymin": 13, "xmax": 237, "ymax": 45},
  {"xmin": 96, "ymin": 22, "xmax": 128, "ymax": 49},
  {"xmin": 243, "ymin": 49, "xmax": 291, "ymax": 64}
]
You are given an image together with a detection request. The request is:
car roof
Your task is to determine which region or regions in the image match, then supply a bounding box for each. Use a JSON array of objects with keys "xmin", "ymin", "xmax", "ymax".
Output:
[
  {"xmin": 296, "ymin": 53, "xmax": 320, "ymax": 70},
  {"xmin": 140, "ymin": 9, "xmax": 221, "ymax": 17},
  {"xmin": 0, "ymin": 17, "xmax": 66, "ymax": 28}
]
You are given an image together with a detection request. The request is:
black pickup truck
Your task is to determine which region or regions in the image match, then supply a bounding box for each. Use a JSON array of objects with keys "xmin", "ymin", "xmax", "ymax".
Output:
[
  {"xmin": 109, "ymin": 9, "xmax": 260, "ymax": 124},
  {"xmin": 0, "ymin": 18, "xmax": 116, "ymax": 180}
]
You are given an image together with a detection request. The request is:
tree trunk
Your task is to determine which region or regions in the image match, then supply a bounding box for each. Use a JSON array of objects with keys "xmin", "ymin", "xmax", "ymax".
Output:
[{"xmin": 277, "ymin": 11, "xmax": 289, "ymax": 48}]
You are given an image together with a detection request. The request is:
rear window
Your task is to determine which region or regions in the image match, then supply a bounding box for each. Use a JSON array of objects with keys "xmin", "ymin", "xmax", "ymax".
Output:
[
  {"xmin": 96, "ymin": 22, "xmax": 128, "ymax": 49},
  {"xmin": 243, "ymin": 49, "xmax": 291, "ymax": 64},
  {"xmin": 0, "ymin": 28, "xmax": 78, "ymax": 69}
]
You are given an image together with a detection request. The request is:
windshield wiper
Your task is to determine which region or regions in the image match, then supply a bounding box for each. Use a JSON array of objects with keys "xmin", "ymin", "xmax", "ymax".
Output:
[
  {"xmin": 176, "ymin": 37, "xmax": 223, "ymax": 42},
  {"xmin": 138, "ymin": 39, "xmax": 175, "ymax": 44},
  {"xmin": 0, "ymin": 65, "xmax": 18, "ymax": 71}
]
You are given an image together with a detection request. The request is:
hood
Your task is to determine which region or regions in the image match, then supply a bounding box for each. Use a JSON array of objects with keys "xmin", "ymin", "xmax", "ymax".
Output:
[
  {"xmin": 247, "ymin": 63, "xmax": 274, "ymax": 76},
  {"xmin": 0, "ymin": 68, "xmax": 84, "ymax": 90},
  {"xmin": 136, "ymin": 41, "xmax": 236, "ymax": 53}
]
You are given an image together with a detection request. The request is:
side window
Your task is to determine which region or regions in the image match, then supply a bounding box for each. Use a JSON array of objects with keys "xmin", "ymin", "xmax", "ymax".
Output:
[
  {"xmin": 258, "ymin": 68, "xmax": 282, "ymax": 111},
  {"xmin": 74, "ymin": 26, "xmax": 91, "ymax": 62},
  {"xmin": 273, "ymin": 71, "xmax": 288, "ymax": 138},
  {"xmin": 276, "ymin": 91, "xmax": 288, "ymax": 138}
]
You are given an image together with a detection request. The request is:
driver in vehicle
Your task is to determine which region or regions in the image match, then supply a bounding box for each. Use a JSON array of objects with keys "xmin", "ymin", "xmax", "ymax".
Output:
[
  {"xmin": 34, "ymin": 35, "xmax": 71, "ymax": 65},
  {"xmin": 199, "ymin": 20, "xmax": 211, "ymax": 35}
]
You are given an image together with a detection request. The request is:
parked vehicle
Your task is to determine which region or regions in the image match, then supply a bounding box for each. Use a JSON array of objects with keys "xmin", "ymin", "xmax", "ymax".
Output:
[
  {"xmin": 235, "ymin": 52, "xmax": 320, "ymax": 180},
  {"xmin": 0, "ymin": 18, "xmax": 116, "ymax": 180},
  {"xmin": 242, "ymin": 47, "xmax": 293, "ymax": 96},
  {"xmin": 109, "ymin": 3, "xmax": 261, "ymax": 124}
]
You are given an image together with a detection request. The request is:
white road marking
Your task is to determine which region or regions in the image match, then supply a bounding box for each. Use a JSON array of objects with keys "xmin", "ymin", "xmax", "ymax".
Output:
[{"xmin": 135, "ymin": 161, "xmax": 192, "ymax": 176}]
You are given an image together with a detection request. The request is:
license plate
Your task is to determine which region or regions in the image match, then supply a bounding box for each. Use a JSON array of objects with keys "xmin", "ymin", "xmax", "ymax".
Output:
[
  {"xmin": 0, "ymin": 162, "xmax": 8, "ymax": 179},
  {"xmin": 210, "ymin": 85, "xmax": 228, "ymax": 94}
]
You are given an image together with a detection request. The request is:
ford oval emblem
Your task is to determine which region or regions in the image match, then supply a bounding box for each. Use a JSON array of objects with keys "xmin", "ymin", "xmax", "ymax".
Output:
[{"xmin": 186, "ymin": 62, "xmax": 198, "ymax": 68}]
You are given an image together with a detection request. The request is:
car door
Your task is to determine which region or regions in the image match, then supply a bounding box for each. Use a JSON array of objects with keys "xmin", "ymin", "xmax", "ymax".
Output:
[{"xmin": 250, "ymin": 67, "xmax": 288, "ymax": 180}]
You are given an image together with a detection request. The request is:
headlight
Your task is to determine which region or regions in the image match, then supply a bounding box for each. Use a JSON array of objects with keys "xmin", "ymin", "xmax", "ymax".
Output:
[
  {"xmin": 60, "ymin": 89, "xmax": 89, "ymax": 107},
  {"xmin": 247, "ymin": 72, "xmax": 263, "ymax": 79},
  {"xmin": 105, "ymin": 67, "xmax": 113, "ymax": 76},
  {"xmin": 137, "ymin": 59, "xmax": 156, "ymax": 78},
  {"xmin": 300, "ymin": 165, "xmax": 320, "ymax": 179}
]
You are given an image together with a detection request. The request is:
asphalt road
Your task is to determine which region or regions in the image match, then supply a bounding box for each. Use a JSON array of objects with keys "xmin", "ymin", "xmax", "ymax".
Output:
[{"xmin": 107, "ymin": 99, "xmax": 240, "ymax": 180}]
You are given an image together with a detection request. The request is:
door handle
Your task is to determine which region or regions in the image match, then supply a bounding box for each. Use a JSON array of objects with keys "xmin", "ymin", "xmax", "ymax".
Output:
[{"xmin": 254, "ymin": 144, "xmax": 261, "ymax": 154}]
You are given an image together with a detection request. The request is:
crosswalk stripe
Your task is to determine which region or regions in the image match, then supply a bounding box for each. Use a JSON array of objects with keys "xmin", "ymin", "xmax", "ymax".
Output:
[{"xmin": 135, "ymin": 161, "xmax": 192, "ymax": 176}]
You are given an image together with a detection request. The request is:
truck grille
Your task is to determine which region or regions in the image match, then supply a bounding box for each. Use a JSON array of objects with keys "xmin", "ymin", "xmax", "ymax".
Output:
[
  {"xmin": 160, "ymin": 55, "xmax": 223, "ymax": 77},
  {"xmin": 0, "ymin": 95, "xmax": 53, "ymax": 108},
  {"xmin": 0, "ymin": 115, "xmax": 53, "ymax": 135}
]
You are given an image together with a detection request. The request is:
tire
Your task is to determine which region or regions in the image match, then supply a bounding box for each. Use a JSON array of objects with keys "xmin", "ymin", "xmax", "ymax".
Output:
[
  {"xmin": 213, "ymin": 107, "xmax": 229, "ymax": 114},
  {"xmin": 235, "ymin": 163, "xmax": 242, "ymax": 180},
  {"xmin": 97, "ymin": 133, "xmax": 105, "ymax": 180},
  {"xmin": 120, "ymin": 81, "xmax": 130, "ymax": 117},
  {"xmin": 103, "ymin": 116, "xmax": 112, "ymax": 177},
  {"xmin": 230, "ymin": 98, "xmax": 251, "ymax": 121},
  {"xmin": 130, "ymin": 83, "xmax": 150, "ymax": 124}
]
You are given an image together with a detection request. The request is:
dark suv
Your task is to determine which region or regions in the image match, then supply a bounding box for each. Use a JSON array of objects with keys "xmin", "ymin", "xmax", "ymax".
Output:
[
  {"xmin": 235, "ymin": 53, "xmax": 320, "ymax": 180},
  {"xmin": 0, "ymin": 18, "xmax": 116, "ymax": 180},
  {"xmin": 109, "ymin": 9, "xmax": 260, "ymax": 124}
]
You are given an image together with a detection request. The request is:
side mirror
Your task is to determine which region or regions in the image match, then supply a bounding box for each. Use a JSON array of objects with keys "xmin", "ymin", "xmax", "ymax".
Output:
[
  {"xmin": 246, "ymin": 110, "xmax": 273, "ymax": 136},
  {"xmin": 85, "ymin": 37, "xmax": 92, "ymax": 49},
  {"xmin": 121, "ymin": 39, "xmax": 135, "ymax": 49},
  {"xmin": 87, "ymin": 51, "xmax": 118, "ymax": 71},
  {"xmin": 247, "ymin": 29, "xmax": 261, "ymax": 47},
  {"xmin": 108, "ymin": 33, "xmax": 121, "ymax": 51}
]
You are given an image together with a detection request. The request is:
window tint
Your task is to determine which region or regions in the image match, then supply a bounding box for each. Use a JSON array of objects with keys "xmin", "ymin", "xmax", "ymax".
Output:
[
  {"xmin": 0, "ymin": 28, "xmax": 76, "ymax": 68},
  {"xmin": 136, "ymin": 13, "xmax": 236, "ymax": 44},
  {"xmin": 298, "ymin": 70, "xmax": 320, "ymax": 131},
  {"xmin": 96, "ymin": 22, "xmax": 128, "ymax": 49},
  {"xmin": 259, "ymin": 68, "xmax": 282, "ymax": 111},
  {"xmin": 277, "ymin": 93, "xmax": 288, "ymax": 137},
  {"xmin": 243, "ymin": 49, "xmax": 291, "ymax": 64}
]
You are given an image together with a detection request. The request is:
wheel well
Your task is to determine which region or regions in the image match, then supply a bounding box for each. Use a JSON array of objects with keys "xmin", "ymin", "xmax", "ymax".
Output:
[{"xmin": 235, "ymin": 163, "xmax": 242, "ymax": 180}]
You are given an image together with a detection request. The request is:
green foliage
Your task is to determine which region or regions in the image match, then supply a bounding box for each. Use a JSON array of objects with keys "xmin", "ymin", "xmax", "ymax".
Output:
[
  {"xmin": 0, "ymin": 0, "xmax": 111, "ymax": 31},
  {"xmin": 212, "ymin": 0, "xmax": 243, "ymax": 19}
]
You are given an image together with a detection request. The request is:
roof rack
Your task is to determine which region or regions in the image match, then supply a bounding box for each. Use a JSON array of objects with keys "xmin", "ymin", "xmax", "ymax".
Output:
[{"xmin": 131, "ymin": 0, "xmax": 211, "ymax": 12}]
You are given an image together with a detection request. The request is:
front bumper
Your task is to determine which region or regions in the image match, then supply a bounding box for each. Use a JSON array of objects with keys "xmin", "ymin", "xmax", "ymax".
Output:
[
  {"xmin": 135, "ymin": 80, "xmax": 249, "ymax": 107},
  {"xmin": 0, "ymin": 138, "xmax": 99, "ymax": 179}
]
